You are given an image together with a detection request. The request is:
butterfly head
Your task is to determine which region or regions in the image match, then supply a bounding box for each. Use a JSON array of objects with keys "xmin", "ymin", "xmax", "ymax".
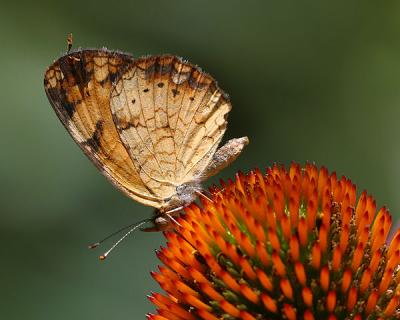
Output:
[
  {"xmin": 141, "ymin": 214, "xmax": 173, "ymax": 232},
  {"xmin": 140, "ymin": 211, "xmax": 178, "ymax": 232}
]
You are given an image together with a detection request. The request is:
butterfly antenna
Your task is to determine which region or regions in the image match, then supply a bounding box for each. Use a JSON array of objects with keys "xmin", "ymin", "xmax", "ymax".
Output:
[
  {"xmin": 93, "ymin": 219, "xmax": 150, "ymax": 261},
  {"xmin": 195, "ymin": 190, "xmax": 214, "ymax": 203},
  {"xmin": 88, "ymin": 219, "xmax": 150, "ymax": 249},
  {"xmin": 67, "ymin": 33, "xmax": 73, "ymax": 53}
]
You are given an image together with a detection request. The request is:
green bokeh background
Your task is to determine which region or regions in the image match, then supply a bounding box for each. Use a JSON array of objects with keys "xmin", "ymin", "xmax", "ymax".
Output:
[{"xmin": 2, "ymin": 1, "xmax": 400, "ymax": 319}]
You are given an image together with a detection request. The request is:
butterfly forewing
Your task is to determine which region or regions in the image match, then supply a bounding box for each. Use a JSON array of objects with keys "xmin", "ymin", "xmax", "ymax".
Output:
[{"xmin": 44, "ymin": 50, "xmax": 163, "ymax": 207}]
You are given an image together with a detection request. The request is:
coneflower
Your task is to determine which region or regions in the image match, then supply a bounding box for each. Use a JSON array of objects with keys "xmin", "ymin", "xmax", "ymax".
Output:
[{"xmin": 148, "ymin": 163, "xmax": 400, "ymax": 319}]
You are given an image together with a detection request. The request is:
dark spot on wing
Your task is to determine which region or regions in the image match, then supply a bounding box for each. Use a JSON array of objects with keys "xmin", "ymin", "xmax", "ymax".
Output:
[
  {"xmin": 45, "ymin": 86, "xmax": 77, "ymax": 119},
  {"xmin": 172, "ymin": 89, "xmax": 179, "ymax": 97},
  {"xmin": 157, "ymin": 82, "xmax": 164, "ymax": 88},
  {"xmin": 144, "ymin": 62, "xmax": 156, "ymax": 79},
  {"xmin": 143, "ymin": 88, "xmax": 149, "ymax": 93},
  {"xmin": 85, "ymin": 120, "xmax": 104, "ymax": 152},
  {"xmin": 160, "ymin": 64, "xmax": 172, "ymax": 75},
  {"xmin": 64, "ymin": 101, "xmax": 77, "ymax": 118},
  {"xmin": 109, "ymin": 71, "xmax": 118, "ymax": 84},
  {"xmin": 59, "ymin": 53, "xmax": 92, "ymax": 93}
]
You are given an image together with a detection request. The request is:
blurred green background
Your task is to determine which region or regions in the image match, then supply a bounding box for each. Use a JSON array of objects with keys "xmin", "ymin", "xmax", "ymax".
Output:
[{"xmin": 2, "ymin": 1, "xmax": 400, "ymax": 319}]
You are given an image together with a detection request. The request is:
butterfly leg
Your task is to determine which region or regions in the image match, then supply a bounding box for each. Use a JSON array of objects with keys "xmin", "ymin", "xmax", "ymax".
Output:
[
  {"xmin": 195, "ymin": 190, "xmax": 214, "ymax": 203},
  {"xmin": 165, "ymin": 206, "xmax": 184, "ymax": 227}
]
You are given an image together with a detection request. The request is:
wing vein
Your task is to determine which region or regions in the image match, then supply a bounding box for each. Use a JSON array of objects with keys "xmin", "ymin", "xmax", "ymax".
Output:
[
  {"xmin": 134, "ymin": 71, "xmax": 165, "ymax": 176},
  {"xmin": 173, "ymin": 74, "xmax": 207, "ymax": 177},
  {"xmin": 118, "ymin": 69, "xmax": 164, "ymax": 179}
]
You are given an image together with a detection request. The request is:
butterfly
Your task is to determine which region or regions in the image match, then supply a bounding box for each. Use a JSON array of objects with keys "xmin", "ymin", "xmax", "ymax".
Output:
[{"xmin": 44, "ymin": 48, "xmax": 248, "ymax": 241}]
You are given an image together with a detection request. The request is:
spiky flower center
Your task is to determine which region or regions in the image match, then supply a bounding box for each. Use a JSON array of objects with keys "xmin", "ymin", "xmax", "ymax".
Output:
[{"xmin": 149, "ymin": 163, "xmax": 400, "ymax": 320}]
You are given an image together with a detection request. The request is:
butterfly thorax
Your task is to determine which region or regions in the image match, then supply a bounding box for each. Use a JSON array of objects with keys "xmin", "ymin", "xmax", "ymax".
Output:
[{"xmin": 160, "ymin": 179, "xmax": 202, "ymax": 213}]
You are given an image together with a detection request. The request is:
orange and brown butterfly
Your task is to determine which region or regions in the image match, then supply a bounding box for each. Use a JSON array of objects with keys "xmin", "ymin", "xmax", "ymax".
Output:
[{"xmin": 44, "ymin": 43, "xmax": 248, "ymax": 246}]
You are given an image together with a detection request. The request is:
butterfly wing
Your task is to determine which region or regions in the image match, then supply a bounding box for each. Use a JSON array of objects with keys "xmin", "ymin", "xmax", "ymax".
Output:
[
  {"xmin": 110, "ymin": 55, "xmax": 231, "ymax": 192},
  {"xmin": 44, "ymin": 49, "xmax": 164, "ymax": 208}
]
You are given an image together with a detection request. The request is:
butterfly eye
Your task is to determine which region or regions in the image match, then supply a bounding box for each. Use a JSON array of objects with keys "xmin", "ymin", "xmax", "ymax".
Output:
[{"xmin": 155, "ymin": 216, "xmax": 168, "ymax": 225}]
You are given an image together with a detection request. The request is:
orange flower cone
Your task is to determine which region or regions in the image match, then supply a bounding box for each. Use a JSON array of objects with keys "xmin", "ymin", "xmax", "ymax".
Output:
[{"xmin": 148, "ymin": 163, "xmax": 400, "ymax": 319}]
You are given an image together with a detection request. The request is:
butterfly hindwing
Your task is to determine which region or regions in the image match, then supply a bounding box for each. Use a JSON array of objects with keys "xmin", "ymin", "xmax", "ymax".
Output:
[{"xmin": 110, "ymin": 56, "xmax": 231, "ymax": 191}]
